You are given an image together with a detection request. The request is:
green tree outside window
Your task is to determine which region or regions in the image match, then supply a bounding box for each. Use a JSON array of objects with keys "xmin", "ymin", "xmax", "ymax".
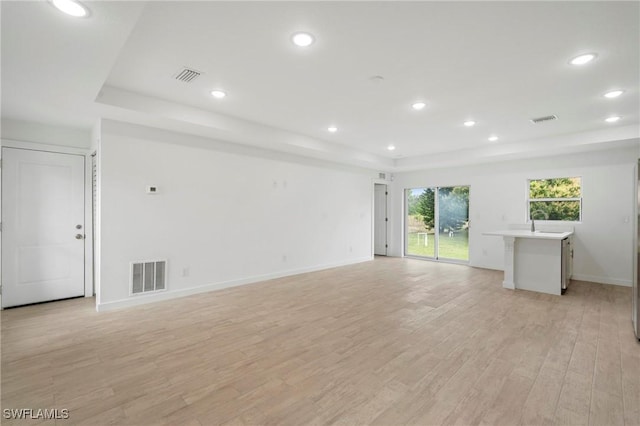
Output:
[{"xmin": 528, "ymin": 177, "xmax": 581, "ymax": 221}]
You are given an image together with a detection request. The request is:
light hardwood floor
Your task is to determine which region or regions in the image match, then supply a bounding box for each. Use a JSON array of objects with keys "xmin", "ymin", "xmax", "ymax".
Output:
[{"xmin": 1, "ymin": 257, "xmax": 639, "ymax": 425}]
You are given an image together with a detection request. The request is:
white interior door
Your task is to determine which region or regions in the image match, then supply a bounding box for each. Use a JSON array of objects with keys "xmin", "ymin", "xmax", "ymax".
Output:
[
  {"xmin": 374, "ymin": 184, "xmax": 387, "ymax": 255},
  {"xmin": 2, "ymin": 148, "xmax": 85, "ymax": 308}
]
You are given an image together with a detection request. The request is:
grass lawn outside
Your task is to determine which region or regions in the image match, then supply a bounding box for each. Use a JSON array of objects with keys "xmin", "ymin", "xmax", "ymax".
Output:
[{"xmin": 406, "ymin": 229, "xmax": 469, "ymax": 261}]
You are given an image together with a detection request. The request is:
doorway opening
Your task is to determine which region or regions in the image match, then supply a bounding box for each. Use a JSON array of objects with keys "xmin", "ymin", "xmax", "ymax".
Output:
[
  {"xmin": 91, "ymin": 152, "xmax": 97, "ymax": 296},
  {"xmin": 374, "ymin": 183, "xmax": 388, "ymax": 256}
]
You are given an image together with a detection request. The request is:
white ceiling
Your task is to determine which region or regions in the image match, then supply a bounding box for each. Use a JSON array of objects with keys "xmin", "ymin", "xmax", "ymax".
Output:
[
  {"xmin": 2, "ymin": 1, "xmax": 639, "ymax": 171},
  {"xmin": 0, "ymin": 1, "xmax": 146, "ymax": 128}
]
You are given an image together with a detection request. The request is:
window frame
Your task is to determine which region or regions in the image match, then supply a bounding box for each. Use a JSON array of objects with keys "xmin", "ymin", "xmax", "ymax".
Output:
[{"xmin": 526, "ymin": 176, "xmax": 583, "ymax": 223}]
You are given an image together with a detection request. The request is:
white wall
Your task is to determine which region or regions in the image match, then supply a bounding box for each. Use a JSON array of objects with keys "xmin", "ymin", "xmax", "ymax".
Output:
[
  {"xmin": 97, "ymin": 121, "xmax": 375, "ymax": 310},
  {"xmin": 1, "ymin": 118, "xmax": 90, "ymax": 148},
  {"xmin": 389, "ymin": 143, "xmax": 638, "ymax": 287}
]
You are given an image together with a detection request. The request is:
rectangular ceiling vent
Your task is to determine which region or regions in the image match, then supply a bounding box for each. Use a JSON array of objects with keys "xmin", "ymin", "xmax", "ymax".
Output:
[
  {"xmin": 131, "ymin": 260, "xmax": 166, "ymax": 295},
  {"xmin": 174, "ymin": 67, "xmax": 202, "ymax": 83},
  {"xmin": 530, "ymin": 115, "xmax": 558, "ymax": 124}
]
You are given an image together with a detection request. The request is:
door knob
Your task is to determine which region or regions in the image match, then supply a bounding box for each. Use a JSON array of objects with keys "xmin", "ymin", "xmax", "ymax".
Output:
[{"xmin": 75, "ymin": 234, "xmax": 84, "ymax": 240}]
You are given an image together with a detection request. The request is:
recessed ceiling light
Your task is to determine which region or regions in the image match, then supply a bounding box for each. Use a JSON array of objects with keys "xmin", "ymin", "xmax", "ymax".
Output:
[
  {"xmin": 569, "ymin": 53, "xmax": 597, "ymax": 65},
  {"xmin": 387, "ymin": 145, "xmax": 396, "ymax": 151},
  {"xmin": 412, "ymin": 102, "xmax": 426, "ymax": 111},
  {"xmin": 327, "ymin": 126, "xmax": 338, "ymax": 133},
  {"xmin": 604, "ymin": 90, "xmax": 624, "ymax": 98},
  {"xmin": 50, "ymin": 0, "xmax": 89, "ymax": 17},
  {"xmin": 292, "ymin": 32, "xmax": 315, "ymax": 47},
  {"xmin": 605, "ymin": 116, "xmax": 621, "ymax": 123},
  {"xmin": 463, "ymin": 120, "xmax": 476, "ymax": 127},
  {"xmin": 210, "ymin": 90, "xmax": 226, "ymax": 99},
  {"xmin": 488, "ymin": 135, "xmax": 498, "ymax": 142}
]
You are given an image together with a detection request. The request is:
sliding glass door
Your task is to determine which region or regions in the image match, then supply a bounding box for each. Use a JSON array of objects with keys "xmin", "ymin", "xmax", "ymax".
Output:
[
  {"xmin": 406, "ymin": 188, "xmax": 436, "ymax": 257},
  {"xmin": 405, "ymin": 186, "xmax": 469, "ymax": 261},
  {"xmin": 437, "ymin": 186, "xmax": 469, "ymax": 261}
]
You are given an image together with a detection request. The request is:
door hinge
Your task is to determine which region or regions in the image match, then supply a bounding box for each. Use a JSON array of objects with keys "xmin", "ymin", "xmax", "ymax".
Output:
[
  {"xmin": 0, "ymin": 222, "xmax": 2, "ymax": 232},
  {"xmin": 385, "ymin": 244, "xmax": 388, "ymax": 248},
  {"xmin": 385, "ymin": 218, "xmax": 388, "ymax": 222},
  {"xmin": 385, "ymin": 191, "xmax": 388, "ymax": 195}
]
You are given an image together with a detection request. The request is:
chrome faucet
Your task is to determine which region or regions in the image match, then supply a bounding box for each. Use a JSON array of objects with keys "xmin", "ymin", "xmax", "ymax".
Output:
[{"xmin": 530, "ymin": 209, "xmax": 548, "ymax": 232}]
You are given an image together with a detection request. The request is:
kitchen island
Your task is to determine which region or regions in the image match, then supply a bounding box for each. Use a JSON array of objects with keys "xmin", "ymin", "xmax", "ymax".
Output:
[{"xmin": 484, "ymin": 228, "xmax": 574, "ymax": 295}]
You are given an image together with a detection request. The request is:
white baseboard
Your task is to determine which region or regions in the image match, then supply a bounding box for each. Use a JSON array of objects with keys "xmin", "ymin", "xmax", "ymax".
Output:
[
  {"xmin": 96, "ymin": 256, "xmax": 372, "ymax": 312},
  {"xmin": 571, "ymin": 274, "xmax": 632, "ymax": 287},
  {"xmin": 467, "ymin": 266, "xmax": 632, "ymax": 288}
]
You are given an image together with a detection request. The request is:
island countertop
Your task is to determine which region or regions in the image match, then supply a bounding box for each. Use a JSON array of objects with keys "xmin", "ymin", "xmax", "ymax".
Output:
[{"xmin": 483, "ymin": 230, "xmax": 574, "ymax": 240}]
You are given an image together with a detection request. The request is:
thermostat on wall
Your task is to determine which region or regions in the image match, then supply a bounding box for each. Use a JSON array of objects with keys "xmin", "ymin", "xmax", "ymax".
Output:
[{"xmin": 146, "ymin": 186, "xmax": 158, "ymax": 194}]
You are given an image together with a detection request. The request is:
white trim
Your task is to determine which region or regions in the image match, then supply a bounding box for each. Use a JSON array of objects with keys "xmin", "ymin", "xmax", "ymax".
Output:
[
  {"xmin": 1, "ymin": 138, "xmax": 89, "ymax": 156},
  {"xmin": 571, "ymin": 274, "xmax": 632, "ymax": 287},
  {"xmin": 530, "ymin": 197, "xmax": 582, "ymax": 202},
  {"xmin": 0, "ymin": 147, "xmax": 2, "ymax": 307},
  {"xmin": 403, "ymin": 188, "xmax": 409, "ymax": 258},
  {"xmin": 97, "ymin": 256, "xmax": 372, "ymax": 312},
  {"xmin": 83, "ymin": 153, "xmax": 93, "ymax": 297},
  {"xmin": 633, "ymin": 160, "xmax": 638, "ymax": 327},
  {"xmin": 90, "ymin": 151, "xmax": 97, "ymax": 296},
  {"xmin": 434, "ymin": 188, "xmax": 440, "ymax": 258}
]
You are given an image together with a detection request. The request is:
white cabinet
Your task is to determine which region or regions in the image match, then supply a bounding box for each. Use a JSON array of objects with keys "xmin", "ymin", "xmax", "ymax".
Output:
[{"xmin": 484, "ymin": 228, "xmax": 574, "ymax": 296}]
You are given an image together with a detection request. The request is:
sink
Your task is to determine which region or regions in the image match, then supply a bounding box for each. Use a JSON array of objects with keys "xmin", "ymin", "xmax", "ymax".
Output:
[{"xmin": 538, "ymin": 231, "xmax": 567, "ymax": 234}]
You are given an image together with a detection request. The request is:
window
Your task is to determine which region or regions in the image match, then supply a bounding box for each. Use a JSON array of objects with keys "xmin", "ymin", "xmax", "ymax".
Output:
[{"xmin": 528, "ymin": 177, "xmax": 581, "ymax": 221}]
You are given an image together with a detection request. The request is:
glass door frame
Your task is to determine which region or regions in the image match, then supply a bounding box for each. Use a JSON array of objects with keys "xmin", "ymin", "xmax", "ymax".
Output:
[
  {"xmin": 404, "ymin": 187, "xmax": 437, "ymax": 260},
  {"xmin": 404, "ymin": 186, "xmax": 470, "ymax": 264}
]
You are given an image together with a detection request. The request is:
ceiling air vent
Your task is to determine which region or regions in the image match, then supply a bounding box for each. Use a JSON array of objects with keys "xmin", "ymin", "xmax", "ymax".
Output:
[
  {"xmin": 174, "ymin": 67, "xmax": 202, "ymax": 83},
  {"xmin": 530, "ymin": 115, "xmax": 558, "ymax": 124}
]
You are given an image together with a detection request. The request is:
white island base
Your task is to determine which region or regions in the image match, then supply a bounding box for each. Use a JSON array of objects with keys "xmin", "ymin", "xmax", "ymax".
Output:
[{"xmin": 485, "ymin": 228, "xmax": 573, "ymax": 296}]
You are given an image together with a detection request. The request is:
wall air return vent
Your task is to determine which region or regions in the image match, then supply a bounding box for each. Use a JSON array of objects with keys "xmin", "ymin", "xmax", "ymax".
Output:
[
  {"xmin": 530, "ymin": 115, "xmax": 558, "ymax": 124},
  {"xmin": 174, "ymin": 67, "xmax": 202, "ymax": 83},
  {"xmin": 131, "ymin": 260, "xmax": 167, "ymax": 295}
]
